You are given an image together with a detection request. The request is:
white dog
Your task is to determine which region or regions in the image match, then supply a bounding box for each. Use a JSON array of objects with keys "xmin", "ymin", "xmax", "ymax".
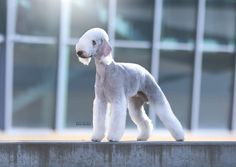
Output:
[{"xmin": 75, "ymin": 28, "xmax": 184, "ymax": 142}]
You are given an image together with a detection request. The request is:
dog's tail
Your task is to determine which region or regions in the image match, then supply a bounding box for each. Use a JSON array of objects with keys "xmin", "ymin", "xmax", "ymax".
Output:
[{"xmin": 146, "ymin": 75, "xmax": 185, "ymax": 141}]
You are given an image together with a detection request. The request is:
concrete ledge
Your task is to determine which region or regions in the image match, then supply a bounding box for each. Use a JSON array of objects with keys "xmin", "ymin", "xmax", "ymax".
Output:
[{"xmin": 0, "ymin": 142, "xmax": 236, "ymax": 167}]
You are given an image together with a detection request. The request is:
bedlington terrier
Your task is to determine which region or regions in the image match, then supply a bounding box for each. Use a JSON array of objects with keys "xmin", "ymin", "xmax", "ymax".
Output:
[{"xmin": 75, "ymin": 28, "xmax": 185, "ymax": 142}]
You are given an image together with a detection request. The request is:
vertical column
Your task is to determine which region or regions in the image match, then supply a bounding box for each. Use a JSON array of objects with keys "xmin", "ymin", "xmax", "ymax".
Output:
[
  {"xmin": 0, "ymin": 35, "xmax": 5, "ymax": 129},
  {"xmin": 0, "ymin": 0, "xmax": 6, "ymax": 129},
  {"xmin": 232, "ymin": 1, "xmax": 236, "ymax": 132},
  {"xmin": 232, "ymin": 54, "xmax": 236, "ymax": 131},
  {"xmin": 108, "ymin": 0, "xmax": 116, "ymax": 53},
  {"xmin": 55, "ymin": 0, "xmax": 70, "ymax": 130},
  {"xmin": 191, "ymin": 0, "xmax": 206, "ymax": 130},
  {"xmin": 4, "ymin": 0, "xmax": 17, "ymax": 131},
  {"xmin": 149, "ymin": 0, "xmax": 163, "ymax": 127}
]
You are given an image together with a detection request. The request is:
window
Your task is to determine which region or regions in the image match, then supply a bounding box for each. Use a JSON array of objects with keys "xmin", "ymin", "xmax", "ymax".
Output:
[
  {"xmin": 158, "ymin": 51, "xmax": 193, "ymax": 129},
  {"xmin": 13, "ymin": 43, "xmax": 57, "ymax": 128},
  {"xmin": 159, "ymin": 0, "xmax": 197, "ymax": 129},
  {"xmin": 198, "ymin": 0, "xmax": 236, "ymax": 129},
  {"xmin": 66, "ymin": 46, "xmax": 95, "ymax": 128},
  {"xmin": 69, "ymin": 0, "xmax": 108, "ymax": 38},
  {"xmin": 199, "ymin": 52, "xmax": 234, "ymax": 129},
  {"xmin": 204, "ymin": 0, "xmax": 236, "ymax": 49},
  {"xmin": 16, "ymin": 0, "xmax": 59, "ymax": 36},
  {"xmin": 115, "ymin": 0, "xmax": 154, "ymax": 41},
  {"xmin": 66, "ymin": 0, "xmax": 109, "ymax": 128},
  {"xmin": 161, "ymin": 0, "xmax": 197, "ymax": 47},
  {"xmin": 114, "ymin": 48, "xmax": 151, "ymax": 70},
  {"xmin": 0, "ymin": 0, "xmax": 6, "ymax": 34}
]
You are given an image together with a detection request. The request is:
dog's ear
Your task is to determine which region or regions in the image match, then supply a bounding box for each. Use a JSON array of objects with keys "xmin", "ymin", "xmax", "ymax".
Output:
[{"xmin": 101, "ymin": 39, "xmax": 112, "ymax": 57}]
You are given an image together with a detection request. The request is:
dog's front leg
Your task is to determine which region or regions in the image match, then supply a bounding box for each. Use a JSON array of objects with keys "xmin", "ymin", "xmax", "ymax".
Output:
[
  {"xmin": 107, "ymin": 97, "xmax": 127, "ymax": 142},
  {"xmin": 91, "ymin": 98, "xmax": 107, "ymax": 142}
]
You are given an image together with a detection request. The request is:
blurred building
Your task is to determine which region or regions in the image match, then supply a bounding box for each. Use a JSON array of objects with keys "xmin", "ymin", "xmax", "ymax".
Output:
[{"xmin": 0, "ymin": 0, "xmax": 236, "ymax": 133}]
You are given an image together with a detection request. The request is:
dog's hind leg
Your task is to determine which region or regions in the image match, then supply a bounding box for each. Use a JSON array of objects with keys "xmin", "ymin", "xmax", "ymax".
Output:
[
  {"xmin": 149, "ymin": 85, "xmax": 185, "ymax": 141},
  {"xmin": 128, "ymin": 95, "xmax": 153, "ymax": 141}
]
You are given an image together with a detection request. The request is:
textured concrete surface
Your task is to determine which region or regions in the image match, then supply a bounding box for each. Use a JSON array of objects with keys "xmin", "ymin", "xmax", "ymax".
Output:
[{"xmin": 0, "ymin": 142, "xmax": 235, "ymax": 167}]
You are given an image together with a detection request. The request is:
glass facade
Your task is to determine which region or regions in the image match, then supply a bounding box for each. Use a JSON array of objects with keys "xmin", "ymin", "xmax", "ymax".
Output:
[
  {"xmin": 115, "ymin": 0, "xmax": 154, "ymax": 40},
  {"xmin": 199, "ymin": 53, "xmax": 234, "ymax": 129},
  {"xmin": 0, "ymin": 0, "xmax": 236, "ymax": 132},
  {"xmin": 199, "ymin": 0, "xmax": 236, "ymax": 129},
  {"xmin": 16, "ymin": 0, "xmax": 59, "ymax": 36},
  {"xmin": 114, "ymin": 48, "xmax": 151, "ymax": 70},
  {"xmin": 67, "ymin": 46, "xmax": 95, "ymax": 128},
  {"xmin": 0, "ymin": 0, "xmax": 6, "ymax": 34},
  {"xmin": 159, "ymin": 51, "xmax": 193, "ymax": 129},
  {"xmin": 204, "ymin": 0, "xmax": 236, "ymax": 48},
  {"xmin": 70, "ymin": 0, "xmax": 108, "ymax": 38},
  {"xmin": 161, "ymin": 0, "xmax": 197, "ymax": 45},
  {"xmin": 13, "ymin": 43, "xmax": 57, "ymax": 128}
]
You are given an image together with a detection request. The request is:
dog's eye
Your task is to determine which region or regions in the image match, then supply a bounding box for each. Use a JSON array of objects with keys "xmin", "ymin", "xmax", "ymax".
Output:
[{"xmin": 92, "ymin": 40, "xmax": 96, "ymax": 46}]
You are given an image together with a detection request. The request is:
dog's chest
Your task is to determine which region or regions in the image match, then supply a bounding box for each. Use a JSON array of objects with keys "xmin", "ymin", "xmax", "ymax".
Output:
[
  {"xmin": 96, "ymin": 71, "xmax": 121, "ymax": 89},
  {"xmin": 95, "ymin": 70, "xmax": 124, "ymax": 101},
  {"xmin": 95, "ymin": 68, "xmax": 142, "ymax": 103}
]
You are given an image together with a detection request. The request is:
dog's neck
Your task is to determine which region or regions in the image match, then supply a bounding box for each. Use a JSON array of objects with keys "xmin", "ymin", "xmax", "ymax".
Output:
[{"xmin": 95, "ymin": 54, "xmax": 114, "ymax": 77}]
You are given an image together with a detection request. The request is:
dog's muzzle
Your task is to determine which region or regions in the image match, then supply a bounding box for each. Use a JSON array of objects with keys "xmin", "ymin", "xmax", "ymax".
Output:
[{"xmin": 76, "ymin": 50, "xmax": 92, "ymax": 58}]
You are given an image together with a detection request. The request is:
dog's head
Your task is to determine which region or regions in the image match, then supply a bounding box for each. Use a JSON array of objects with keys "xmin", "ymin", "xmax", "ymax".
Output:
[{"xmin": 75, "ymin": 28, "xmax": 112, "ymax": 65}]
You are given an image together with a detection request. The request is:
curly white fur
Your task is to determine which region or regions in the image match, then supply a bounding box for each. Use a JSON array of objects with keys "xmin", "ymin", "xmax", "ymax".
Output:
[{"xmin": 75, "ymin": 28, "xmax": 185, "ymax": 142}]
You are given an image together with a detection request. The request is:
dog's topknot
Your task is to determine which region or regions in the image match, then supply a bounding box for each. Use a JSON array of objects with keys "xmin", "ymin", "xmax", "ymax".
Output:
[{"xmin": 83, "ymin": 28, "xmax": 109, "ymax": 42}]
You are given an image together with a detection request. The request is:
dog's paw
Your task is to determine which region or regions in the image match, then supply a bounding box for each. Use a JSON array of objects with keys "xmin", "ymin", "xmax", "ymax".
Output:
[
  {"xmin": 91, "ymin": 139, "xmax": 101, "ymax": 142},
  {"xmin": 137, "ymin": 135, "xmax": 149, "ymax": 141},
  {"xmin": 137, "ymin": 137, "xmax": 148, "ymax": 141},
  {"xmin": 136, "ymin": 119, "xmax": 152, "ymax": 141},
  {"xmin": 176, "ymin": 139, "xmax": 184, "ymax": 142},
  {"xmin": 91, "ymin": 132, "xmax": 104, "ymax": 142},
  {"xmin": 107, "ymin": 134, "xmax": 121, "ymax": 142},
  {"xmin": 91, "ymin": 137, "xmax": 103, "ymax": 142},
  {"xmin": 136, "ymin": 130, "xmax": 151, "ymax": 141}
]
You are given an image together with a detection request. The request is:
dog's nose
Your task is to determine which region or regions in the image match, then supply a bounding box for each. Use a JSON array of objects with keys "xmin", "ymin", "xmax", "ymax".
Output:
[{"xmin": 77, "ymin": 51, "xmax": 83, "ymax": 56}]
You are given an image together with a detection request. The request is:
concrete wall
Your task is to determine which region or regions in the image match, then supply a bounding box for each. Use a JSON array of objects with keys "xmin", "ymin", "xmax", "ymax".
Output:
[{"xmin": 0, "ymin": 142, "xmax": 236, "ymax": 167}]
